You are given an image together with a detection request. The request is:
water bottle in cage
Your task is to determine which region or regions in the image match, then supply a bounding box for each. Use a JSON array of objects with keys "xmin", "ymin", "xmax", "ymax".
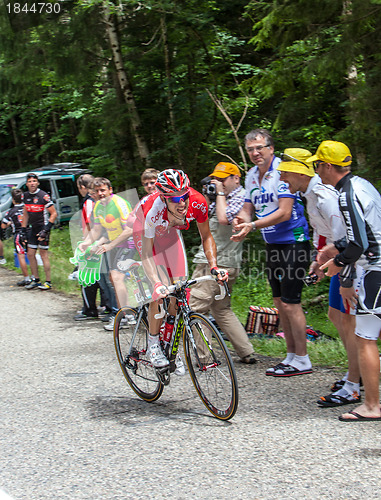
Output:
[{"xmin": 161, "ymin": 314, "xmax": 175, "ymax": 356}]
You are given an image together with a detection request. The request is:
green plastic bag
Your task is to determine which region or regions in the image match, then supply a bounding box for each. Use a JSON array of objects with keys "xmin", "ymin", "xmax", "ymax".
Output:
[{"xmin": 70, "ymin": 242, "xmax": 103, "ymax": 286}]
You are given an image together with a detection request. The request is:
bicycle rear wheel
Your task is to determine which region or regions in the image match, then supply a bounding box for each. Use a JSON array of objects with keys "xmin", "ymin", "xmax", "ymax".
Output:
[
  {"xmin": 114, "ymin": 306, "xmax": 163, "ymax": 402},
  {"xmin": 183, "ymin": 312, "xmax": 238, "ymax": 420}
]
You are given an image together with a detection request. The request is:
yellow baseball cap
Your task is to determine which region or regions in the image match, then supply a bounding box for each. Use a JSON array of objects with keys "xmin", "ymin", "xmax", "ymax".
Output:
[
  {"xmin": 209, "ymin": 162, "xmax": 241, "ymax": 178},
  {"xmin": 309, "ymin": 140, "xmax": 352, "ymax": 167},
  {"xmin": 277, "ymin": 148, "xmax": 314, "ymax": 177}
]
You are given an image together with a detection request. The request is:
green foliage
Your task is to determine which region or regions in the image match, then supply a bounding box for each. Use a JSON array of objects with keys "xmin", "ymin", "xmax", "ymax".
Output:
[{"xmin": 1, "ymin": 0, "xmax": 381, "ymax": 182}]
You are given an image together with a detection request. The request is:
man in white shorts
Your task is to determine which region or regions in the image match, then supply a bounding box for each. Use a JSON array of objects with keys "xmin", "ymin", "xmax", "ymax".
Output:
[
  {"xmin": 314, "ymin": 141, "xmax": 381, "ymax": 422},
  {"xmin": 277, "ymin": 148, "xmax": 361, "ymax": 407}
]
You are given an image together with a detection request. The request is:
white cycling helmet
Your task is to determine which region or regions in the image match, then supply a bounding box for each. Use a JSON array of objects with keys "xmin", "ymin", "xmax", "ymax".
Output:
[{"xmin": 155, "ymin": 169, "xmax": 190, "ymax": 195}]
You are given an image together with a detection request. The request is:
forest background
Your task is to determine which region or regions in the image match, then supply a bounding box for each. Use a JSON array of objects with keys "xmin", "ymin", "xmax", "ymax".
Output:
[
  {"xmin": 2, "ymin": 0, "xmax": 381, "ymax": 364},
  {"xmin": 1, "ymin": 0, "xmax": 381, "ymax": 188}
]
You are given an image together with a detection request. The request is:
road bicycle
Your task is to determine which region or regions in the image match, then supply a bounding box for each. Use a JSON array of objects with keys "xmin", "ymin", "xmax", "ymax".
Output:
[{"xmin": 113, "ymin": 261, "xmax": 239, "ymax": 421}]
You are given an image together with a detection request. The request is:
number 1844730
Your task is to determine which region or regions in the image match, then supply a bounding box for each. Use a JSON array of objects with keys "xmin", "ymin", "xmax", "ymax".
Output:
[{"xmin": 6, "ymin": 3, "xmax": 62, "ymax": 14}]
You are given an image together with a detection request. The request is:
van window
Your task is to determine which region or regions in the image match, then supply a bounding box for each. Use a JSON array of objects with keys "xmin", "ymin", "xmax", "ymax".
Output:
[
  {"xmin": 56, "ymin": 178, "xmax": 77, "ymax": 197},
  {"xmin": 38, "ymin": 180, "xmax": 52, "ymax": 196},
  {"xmin": 0, "ymin": 184, "xmax": 14, "ymax": 205}
]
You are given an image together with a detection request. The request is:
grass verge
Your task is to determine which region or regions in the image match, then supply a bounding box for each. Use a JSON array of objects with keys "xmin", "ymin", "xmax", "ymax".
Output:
[{"xmin": 1, "ymin": 226, "xmax": 349, "ymax": 368}]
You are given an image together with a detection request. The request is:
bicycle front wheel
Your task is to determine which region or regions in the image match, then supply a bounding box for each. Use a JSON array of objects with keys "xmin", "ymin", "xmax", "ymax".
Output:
[
  {"xmin": 183, "ymin": 312, "xmax": 238, "ymax": 420},
  {"xmin": 114, "ymin": 306, "xmax": 163, "ymax": 402}
]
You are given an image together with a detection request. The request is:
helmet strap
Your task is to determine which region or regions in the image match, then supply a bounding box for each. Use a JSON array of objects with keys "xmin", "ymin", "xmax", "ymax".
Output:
[{"xmin": 164, "ymin": 199, "xmax": 186, "ymax": 225}]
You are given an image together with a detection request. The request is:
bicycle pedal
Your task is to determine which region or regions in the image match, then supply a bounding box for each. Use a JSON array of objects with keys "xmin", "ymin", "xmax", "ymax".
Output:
[{"xmin": 156, "ymin": 366, "xmax": 171, "ymax": 386}]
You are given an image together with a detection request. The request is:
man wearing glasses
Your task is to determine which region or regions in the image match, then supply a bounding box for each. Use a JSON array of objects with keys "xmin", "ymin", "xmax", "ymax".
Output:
[
  {"xmin": 133, "ymin": 169, "xmax": 227, "ymax": 368},
  {"xmin": 232, "ymin": 129, "xmax": 311, "ymax": 377},
  {"xmin": 313, "ymin": 141, "xmax": 381, "ymax": 422}
]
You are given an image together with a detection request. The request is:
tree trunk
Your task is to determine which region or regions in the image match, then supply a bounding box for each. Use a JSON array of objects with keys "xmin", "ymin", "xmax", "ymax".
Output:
[
  {"xmin": 342, "ymin": 0, "xmax": 366, "ymax": 168},
  {"xmin": 160, "ymin": 15, "xmax": 184, "ymax": 168},
  {"xmin": 103, "ymin": 1, "xmax": 150, "ymax": 167},
  {"xmin": 9, "ymin": 115, "xmax": 23, "ymax": 170}
]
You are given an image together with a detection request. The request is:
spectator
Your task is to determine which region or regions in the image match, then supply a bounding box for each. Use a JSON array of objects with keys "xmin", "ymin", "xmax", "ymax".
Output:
[
  {"xmin": 313, "ymin": 140, "xmax": 381, "ymax": 421},
  {"xmin": 74, "ymin": 174, "xmax": 102, "ymax": 320},
  {"xmin": 1, "ymin": 188, "xmax": 30, "ymax": 285},
  {"xmin": 189, "ymin": 162, "xmax": 256, "ymax": 364},
  {"xmin": 126, "ymin": 168, "xmax": 160, "ymax": 231},
  {"xmin": 79, "ymin": 177, "xmax": 133, "ymax": 331},
  {"xmin": 141, "ymin": 168, "xmax": 160, "ymax": 197},
  {"xmin": 0, "ymin": 231, "xmax": 6, "ymax": 264},
  {"xmin": 277, "ymin": 148, "xmax": 361, "ymax": 406},
  {"xmin": 232, "ymin": 129, "xmax": 311, "ymax": 377},
  {"xmin": 21, "ymin": 173, "xmax": 57, "ymax": 290}
]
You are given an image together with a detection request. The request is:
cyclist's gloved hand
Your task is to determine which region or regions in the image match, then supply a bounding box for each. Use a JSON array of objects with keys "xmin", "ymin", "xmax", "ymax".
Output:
[
  {"xmin": 211, "ymin": 267, "xmax": 229, "ymax": 282},
  {"xmin": 20, "ymin": 227, "xmax": 28, "ymax": 247},
  {"xmin": 37, "ymin": 229, "xmax": 48, "ymax": 240},
  {"xmin": 37, "ymin": 222, "xmax": 53, "ymax": 241},
  {"xmin": 152, "ymin": 281, "xmax": 169, "ymax": 301}
]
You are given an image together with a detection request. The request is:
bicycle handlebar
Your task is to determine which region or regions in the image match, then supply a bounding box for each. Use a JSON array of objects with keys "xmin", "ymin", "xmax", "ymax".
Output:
[{"xmin": 153, "ymin": 275, "xmax": 226, "ymax": 319}]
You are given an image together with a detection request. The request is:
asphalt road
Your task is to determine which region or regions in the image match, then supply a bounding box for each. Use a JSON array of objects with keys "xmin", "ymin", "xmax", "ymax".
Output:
[{"xmin": 1, "ymin": 267, "xmax": 381, "ymax": 500}]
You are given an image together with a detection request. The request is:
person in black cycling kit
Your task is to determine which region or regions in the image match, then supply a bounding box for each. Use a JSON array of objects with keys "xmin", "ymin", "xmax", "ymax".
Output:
[
  {"xmin": 21, "ymin": 173, "xmax": 57, "ymax": 290},
  {"xmin": 315, "ymin": 141, "xmax": 381, "ymax": 422},
  {"xmin": 1, "ymin": 188, "xmax": 31, "ymax": 285}
]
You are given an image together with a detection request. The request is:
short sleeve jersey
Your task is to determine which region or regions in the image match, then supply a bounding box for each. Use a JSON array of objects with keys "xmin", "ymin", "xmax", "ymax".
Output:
[
  {"xmin": 23, "ymin": 189, "xmax": 53, "ymax": 228},
  {"xmin": 93, "ymin": 194, "xmax": 132, "ymax": 242},
  {"xmin": 140, "ymin": 188, "xmax": 208, "ymax": 239},
  {"xmin": 303, "ymin": 174, "xmax": 346, "ymax": 249},
  {"xmin": 81, "ymin": 194, "xmax": 95, "ymax": 234},
  {"xmin": 2, "ymin": 204, "xmax": 24, "ymax": 234},
  {"xmin": 244, "ymin": 157, "xmax": 309, "ymax": 244}
]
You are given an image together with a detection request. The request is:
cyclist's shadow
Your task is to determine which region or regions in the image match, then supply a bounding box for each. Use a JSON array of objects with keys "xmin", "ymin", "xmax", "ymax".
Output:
[{"xmin": 86, "ymin": 395, "xmax": 232, "ymax": 427}]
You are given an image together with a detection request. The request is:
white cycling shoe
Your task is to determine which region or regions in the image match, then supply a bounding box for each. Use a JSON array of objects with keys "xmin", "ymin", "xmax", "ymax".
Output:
[
  {"xmin": 174, "ymin": 354, "xmax": 186, "ymax": 376},
  {"xmin": 148, "ymin": 343, "xmax": 169, "ymax": 368}
]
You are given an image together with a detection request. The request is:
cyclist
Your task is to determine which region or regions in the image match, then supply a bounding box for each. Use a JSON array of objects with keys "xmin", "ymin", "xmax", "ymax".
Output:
[
  {"xmin": 133, "ymin": 169, "xmax": 228, "ymax": 368},
  {"xmin": 21, "ymin": 173, "xmax": 57, "ymax": 290}
]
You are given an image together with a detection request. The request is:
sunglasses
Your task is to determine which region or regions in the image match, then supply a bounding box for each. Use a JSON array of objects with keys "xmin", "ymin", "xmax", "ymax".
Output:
[
  {"xmin": 164, "ymin": 192, "xmax": 190, "ymax": 203},
  {"xmin": 313, "ymin": 160, "xmax": 325, "ymax": 170},
  {"xmin": 280, "ymin": 152, "xmax": 309, "ymax": 168}
]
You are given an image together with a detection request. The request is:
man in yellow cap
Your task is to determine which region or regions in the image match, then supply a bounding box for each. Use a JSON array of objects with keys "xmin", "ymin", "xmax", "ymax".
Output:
[
  {"xmin": 313, "ymin": 140, "xmax": 381, "ymax": 421},
  {"xmin": 277, "ymin": 148, "xmax": 361, "ymax": 407},
  {"xmin": 189, "ymin": 161, "xmax": 257, "ymax": 364}
]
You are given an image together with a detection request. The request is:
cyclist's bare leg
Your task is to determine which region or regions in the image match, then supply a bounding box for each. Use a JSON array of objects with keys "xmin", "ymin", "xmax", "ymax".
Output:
[
  {"xmin": 148, "ymin": 300, "xmax": 164, "ymax": 335},
  {"xmin": 27, "ymin": 247, "xmax": 39, "ymax": 279},
  {"xmin": 39, "ymin": 248, "xmax": 51, "ymax": 281},
  {"xmin": 110, "ymin": 269, "xmax": 129, "ymax": 308}
]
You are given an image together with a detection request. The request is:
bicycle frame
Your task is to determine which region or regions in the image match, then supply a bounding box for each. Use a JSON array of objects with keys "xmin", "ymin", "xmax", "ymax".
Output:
[{"xmin": 157, "ymin": 278, "xmax": 224, "ymax": 378}]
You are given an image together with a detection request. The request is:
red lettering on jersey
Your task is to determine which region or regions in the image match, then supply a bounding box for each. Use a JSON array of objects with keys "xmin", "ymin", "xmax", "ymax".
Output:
[{"xmin": 27, "ymin": 205, "xmax": 45, "ymax": 212}]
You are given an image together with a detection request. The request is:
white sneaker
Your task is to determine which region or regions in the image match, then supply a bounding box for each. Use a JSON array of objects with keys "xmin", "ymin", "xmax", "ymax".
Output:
[
  {"xmin": 174, "ymin": 354, "xmax": 186, "ymax": 376},
  {"xmin": 0, "ymin": 257, "xmax": 6, "ymax": 265},
  {"xmin": 104, "ymin": 316, "xmax": 128, "ymax": 331},
  {"xmin": 68, "ymin": 270, "xmax": 79, "ymax": 281},
  {"xmin": 148, "ymin": 343, "xmax": 169, "ymax": 368},
  {"xmin": 126, "ymin": 314, "xmax": 137, "ymax": 326}
]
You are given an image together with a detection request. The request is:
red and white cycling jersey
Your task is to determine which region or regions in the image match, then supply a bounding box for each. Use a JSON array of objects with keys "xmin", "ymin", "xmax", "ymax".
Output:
[
  {"xmin": 139, "ymin": 187, "xmax": 208, "ymax": 237},
  {"xmin": 133, "ymin": 188, "xmax": 208, "ymax": 279}
]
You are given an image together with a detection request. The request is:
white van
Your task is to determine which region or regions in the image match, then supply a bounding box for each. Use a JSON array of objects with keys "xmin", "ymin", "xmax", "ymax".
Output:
[{"xmin": 0, "ymin": 163, "xmax": 90, "ymax": 225}]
